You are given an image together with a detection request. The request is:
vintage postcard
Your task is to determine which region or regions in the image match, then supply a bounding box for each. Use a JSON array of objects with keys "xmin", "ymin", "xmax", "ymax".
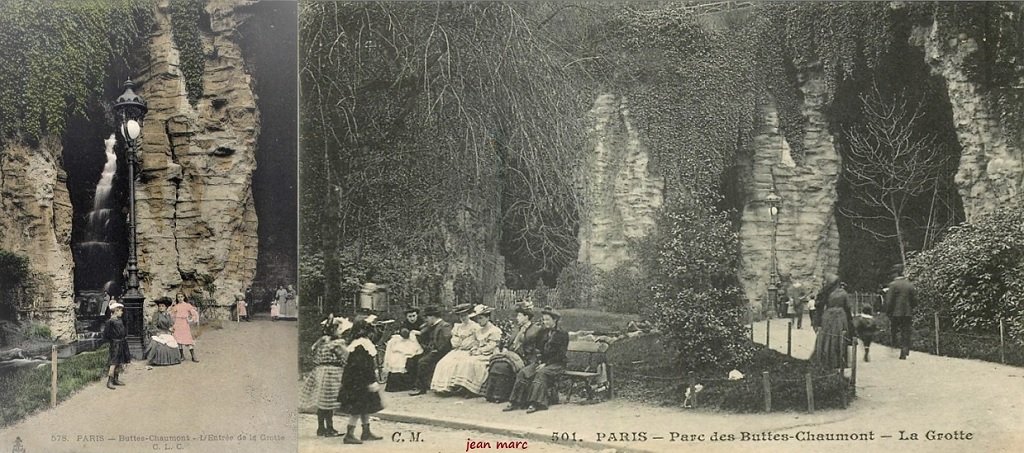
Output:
[
  {"xmin": 0, "ymin": 1, "xmax": 298, "ymax": 452},
  {"xmin": 295, "ymin": 1, "xmax": 1023, "ymax": 453}
]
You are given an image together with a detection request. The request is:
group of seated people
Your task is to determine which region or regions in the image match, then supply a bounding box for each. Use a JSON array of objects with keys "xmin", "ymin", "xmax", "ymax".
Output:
[{"xmin": 382, "ymin": 301, "xmax": 569, "ymax": 414}]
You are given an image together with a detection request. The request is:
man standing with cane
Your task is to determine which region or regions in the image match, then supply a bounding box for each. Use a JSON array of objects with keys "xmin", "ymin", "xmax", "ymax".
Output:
[{"xmin": 885, "ymin": 264, "xmax": 917, "ymax": 360}]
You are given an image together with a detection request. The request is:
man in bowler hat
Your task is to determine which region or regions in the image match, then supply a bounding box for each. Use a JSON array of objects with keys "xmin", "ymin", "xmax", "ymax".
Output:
[
  {"xmin": 407, "ymin": 305, "xmax": 452, "ymax": 395},
  {"xmin": 885, "ymin": 264, "xmax": 917, "ymax": 360}
]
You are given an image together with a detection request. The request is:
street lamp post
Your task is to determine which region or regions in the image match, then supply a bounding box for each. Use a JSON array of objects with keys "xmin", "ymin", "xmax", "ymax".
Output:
[
  {"xmin": 765, "ymin": 178, "xmax": 782, "ymax": 318},
  {"xmin": 113, "ymin": 78, "xmax": 148, "ymax": 359}
]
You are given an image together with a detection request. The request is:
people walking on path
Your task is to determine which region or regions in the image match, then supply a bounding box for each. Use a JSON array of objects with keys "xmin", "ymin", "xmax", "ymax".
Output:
[
  {"xmin": 813, "ymin": 273, "xmax": 842, "ymax": 331},
  {"xmin": 102, "ymin": 301, "xmax": 131, "ymax": 390},
  {"xmin": 170, "ymin": 292, "xmax": 200, "ymax": 362},
  {"xmin": 792, "ymin": 290, "xmax": 806, "ymax": 329},
  {"xmin": 853, "ymin": 305, "xmax": 879, "ymax": 362},
  {"xmin": 407, "ymin": 306, "xmax": 452, "ymax": 396},
  {"xmin": 885, "ymin": 264, "xmax": 917, "ymax": 360},
  {"xmin": 234, "ymin": 293, "xmax": 250, "ymax": 322},
  {"xmin": 811, "ymin": 276, "xmax": 853, "ymax": 369},
  {"xmin": 504, "ymin": 307, "xmax": 569, "ymax": 414},
  {"xmin": 272, "ymin": 285, "xmax": 286, "ymax": 320},
  {"xmin": 300, "ymin": 314, "xmax": 352, "ymax": 437},
  {"xmin": 337, "ymin": 320, "xmax": 385, "ymax": 444},
  {"xmin": 145, "ymin": 297, "xmax": 181, "ymax": 366}
]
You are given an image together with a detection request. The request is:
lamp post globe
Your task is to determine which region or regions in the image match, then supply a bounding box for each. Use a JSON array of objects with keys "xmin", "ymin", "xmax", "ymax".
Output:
[
  {"xmin": 113, "ymin": 78, "xmax": 148, "ymax": 359},
  {"xmin": 765, "ymin": 186, "xmax": 782, "ymax": 318}
]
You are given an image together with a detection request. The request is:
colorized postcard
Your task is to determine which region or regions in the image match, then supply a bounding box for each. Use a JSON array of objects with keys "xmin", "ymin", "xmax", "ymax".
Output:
[{"xmin": 0, "ymin": 1, "xmax": 298, "ymax": 452}]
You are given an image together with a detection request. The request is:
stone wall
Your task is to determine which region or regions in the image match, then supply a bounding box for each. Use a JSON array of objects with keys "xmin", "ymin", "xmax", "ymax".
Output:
[
  {"xmin": 0, "ymin": 140, "xmax": 76, "ymax": 340},
  {"xmin": 914, "ymin": 22, "xmax": 1023, "ymax": 221},
  {"xmin": 738, "ymin": 73, "xmax": 841, "ymax": 310},
  {"xmin": 577, "ymin": 94, "xmax": 664, "ymax": 273},
  {"xmin": 134, "ymin": 0, "xmax": 259, "ymax": 319}
]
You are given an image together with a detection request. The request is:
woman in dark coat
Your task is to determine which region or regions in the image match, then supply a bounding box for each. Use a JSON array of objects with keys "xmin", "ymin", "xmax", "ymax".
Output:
[
  {"xmin": 812, "ymin": 279, "xmax": 853, "ymax": 369},
  {"xmin": 337, "ymin": 320, "xmax": 384, "ymax": 444},
  {"xmin": 103, "ymin": 301, "xmax": 132, "ymax": 389},
  {"xmin": 483, "ymin": 303, "xmax": 542, "ymax": 403},
  {"xmin": 504, "ymin": 307, "xmax": 569, "ymax": 414},
  {"xmin": 145, "ymin": 297, "xmax": 182, "ymax": 366}
]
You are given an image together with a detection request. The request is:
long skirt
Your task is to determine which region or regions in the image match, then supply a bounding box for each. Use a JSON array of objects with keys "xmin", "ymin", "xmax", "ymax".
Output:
[
  {"xmin": 299, "ymin": 365, "xmax": 344, "ymax": 411},
  {"xmin": 509, "ymin": 363, "xmax": 564, "ymax": 407},
  {"xmin": 483, "ymin": 362, "xmax": 516, "ymax": 402},
  {"xmin": 812, "ymin": 307, "xmax": 849, "ymax": 369},
  {"xmin": 146, "ymin": 333, "xmax": 181, "ymax": 366},
  {"xmin": 430, "ymin": 350, "xmax": 486, "ymax": 392},
  {"xmin": 108, "ymin": 339, "xmax": 132, "ymax": 366},
  {"xmin": 384, "ymin": 372, "xmax": 415, "ymax": 392}
]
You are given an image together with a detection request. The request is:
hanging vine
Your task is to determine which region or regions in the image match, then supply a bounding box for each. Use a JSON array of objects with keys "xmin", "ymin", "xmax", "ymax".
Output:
[
  {"xmin": 169, "ymin": 0, "xmax": 204, "ymax": 105},
  {"xmin": 0, "ymin": 0, "xmax": 154, "ymax": 144}
]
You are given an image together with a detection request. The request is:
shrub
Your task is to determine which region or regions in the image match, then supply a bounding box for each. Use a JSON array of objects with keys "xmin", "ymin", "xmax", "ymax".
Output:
[
  {"xmin": 638, "ymin": 199, "xmax": 752, "ymax": 371},
  {"xmin": 593, "ymin": 264, "xmax": 647, "ymax": 314},
  {"xmin": 553, "ymin": 262, "xmax": 595, "ymax": 309},
  {"xmin": 906, "ymin": 201, "xmax": 1024, "ymax": 339},
  {"xmin": 28, "ymin": 323, "xmax": 50, "ymax": 340}
]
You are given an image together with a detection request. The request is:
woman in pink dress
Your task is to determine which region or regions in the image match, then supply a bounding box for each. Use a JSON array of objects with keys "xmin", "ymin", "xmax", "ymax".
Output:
[{"xmin": 171, "ymin": 292, "xmax": 200, "ymax": 362}]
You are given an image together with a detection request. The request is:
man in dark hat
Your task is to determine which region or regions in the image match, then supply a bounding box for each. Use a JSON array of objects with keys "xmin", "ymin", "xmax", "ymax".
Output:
[
  {"xmin": 504, "ymin": 307, "xmax": 569, "ymax": 413},
  {"xmin": 402, "ymin": 307, "xmax": 425, "ymax": 333},
  {"xmin": 408, "ymin": 305, "xmax": 452, "ymax": 396},
  {"xmin": 885, "ymin": 264, "xmax": 917, "ymax": 360}
]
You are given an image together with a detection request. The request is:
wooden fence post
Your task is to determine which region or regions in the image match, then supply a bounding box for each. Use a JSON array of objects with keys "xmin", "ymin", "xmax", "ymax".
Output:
[
  {"xmin": 50, "ymin": 345, "xmax": 57, "ymax": 408},
  {"xmin": 787, "ymin": 321, "xmax": 793, "ymax": 357},
  {"xmin": 934, "ymin": 312, "xmax": 941, "ymax": 355},
  {"xmin": 850, "ymin": 337, "xmax": 858, "ymax": 393},
  {"xmin": 765, "ymin": 319, "xmax": 771, "ymax": 349},
  {"xmin": 687, "ymin": 371, "xmax": 697, "ymax": 407},
  {"xmin": 762, "ymin": 371, "xmax": 771, "ymax": 412},
  {"xmin": 805, "ymin": 372, "xmax": 814, "ymax": 413},
  {"xmin": 999, "ymin": 317, "xmax": 1006, "ymax": 364}
]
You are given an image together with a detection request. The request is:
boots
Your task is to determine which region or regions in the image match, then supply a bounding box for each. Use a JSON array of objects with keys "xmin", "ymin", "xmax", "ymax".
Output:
[
  {"xmin": 323, "ymin": 411, "xmax": 339, "ymax": 437},
  {"xmin": 113, "ymin": 372, "xmax": 126, "ymax": 386},
  {"xmin": 179, "ymin": 348, "xmax": 185, "ymax": 360},
  {"xmin": 190, "ymin": 349, "xmax": 199, "ymax": 363},
  {"xmin": 315, "ymin": 412, "xmax": 326, "ymax": 437},
  {"xmin": 106, "ymin": 375, "xmax": 116, "ymax": 390},
  {"xmin": 361, "ymin": 423, "xmax": 382, "ymax": 441},
  {"xmin": 343, "ymin": 425, "xmax": 362, "ymax": 444}
]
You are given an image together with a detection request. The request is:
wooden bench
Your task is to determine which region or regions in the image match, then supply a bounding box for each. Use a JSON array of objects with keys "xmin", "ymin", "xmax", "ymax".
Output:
[{"xmin": 556, "ymin": 340, "xmax": 614, "ymax": 403}]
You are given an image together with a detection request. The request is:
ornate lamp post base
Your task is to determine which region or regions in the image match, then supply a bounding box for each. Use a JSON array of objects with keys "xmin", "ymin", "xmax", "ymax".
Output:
[{"xmin": 121, "ymin": 292, "xmax": 146, "ymax": 359}]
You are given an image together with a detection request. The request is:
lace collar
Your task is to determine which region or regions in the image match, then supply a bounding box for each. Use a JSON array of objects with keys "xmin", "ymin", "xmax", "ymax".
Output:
[{"xmin": 348, "ymin": 337, "xmax": 378, "ymax": 357}]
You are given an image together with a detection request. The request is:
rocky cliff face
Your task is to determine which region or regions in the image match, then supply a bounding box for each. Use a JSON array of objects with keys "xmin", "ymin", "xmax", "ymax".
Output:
[
  {"xmin": 0, "ymin": 140, "xmax": 76, "ymax": 340},
  {"xmin": 577, "ymin": 94, "xmax": 664, "ymax": 273},
  {"xmin": 914, "ymin": 21, "xmax": 1023, "ymax": 222},
  {"xmin": 738, "ymin": 73, "xmax": 841, "ymax": 310},
  {"xmin": 134, "ymin": 0, "xmax": 259, "ymax": 318}
]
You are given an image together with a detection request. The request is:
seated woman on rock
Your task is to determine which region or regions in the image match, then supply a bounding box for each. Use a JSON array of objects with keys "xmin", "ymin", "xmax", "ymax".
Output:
[
  {"xmin": 504, "ymin": 307, "xmax": 569, "ymax": 413},
  {"xmin": 433, "ymin": 305, "xmax": 501, "ymax": 397},
  {"xmin": 145, "ymin": 297, "xmax": 182, "ymax": 366},
  {"xmin": 483, "ymin": 302, "xmax": 543, "ymax": 403},
  {"xmin": 429, "ymin": 303, "xmax": 479, "ymax": 394}
]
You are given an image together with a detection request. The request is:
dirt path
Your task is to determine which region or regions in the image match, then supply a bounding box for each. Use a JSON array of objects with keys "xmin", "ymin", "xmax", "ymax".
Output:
[{"xmin": 0, "ymin": 316, "xmax": 297, "ymax": 453}]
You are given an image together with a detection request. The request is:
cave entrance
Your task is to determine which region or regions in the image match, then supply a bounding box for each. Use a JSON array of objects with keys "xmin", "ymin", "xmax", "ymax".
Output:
[
  {"xmin": 63, "ymin": 79, "xmax": 130, "ymax": 320},
  {"xmin": 829, "ymin": 20, "xmax": 966, "ymax": 291}
]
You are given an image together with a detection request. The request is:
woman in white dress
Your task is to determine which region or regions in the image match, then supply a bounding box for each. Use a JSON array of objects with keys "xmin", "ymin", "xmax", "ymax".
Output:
[
  {"xmin": 430, "ymin": 303, "xmax": 478, "ymax": 394},
  {"xmin": 447, "ymin": 305, "xmax": 501, "ymax": 396}
]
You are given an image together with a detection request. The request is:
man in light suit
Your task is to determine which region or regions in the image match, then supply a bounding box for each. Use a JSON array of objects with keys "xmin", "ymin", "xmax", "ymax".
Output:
[{"xmin": 885, "ymin": 264, "xmax": 917, "ymax": 360}]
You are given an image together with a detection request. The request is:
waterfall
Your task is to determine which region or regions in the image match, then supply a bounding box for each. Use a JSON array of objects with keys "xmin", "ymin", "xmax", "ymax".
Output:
[{"xmin": 94, "ymin": 134, "xmax": 117, "ymax": 212}]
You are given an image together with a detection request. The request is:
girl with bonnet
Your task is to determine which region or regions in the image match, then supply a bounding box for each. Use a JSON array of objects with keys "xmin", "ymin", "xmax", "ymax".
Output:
[
  {"xmin": 300, "ymin": 314, "xmax": 352, "ymax": 437},
  {"xmin": 337, "ymin": 320, "xmax": 384, "ymax": 444}
]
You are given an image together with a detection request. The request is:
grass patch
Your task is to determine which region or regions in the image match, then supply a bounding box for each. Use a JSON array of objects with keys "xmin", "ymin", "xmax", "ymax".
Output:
[
  {"xmin": 0, "ymin": 345, "xmax": 109, "ymax": 427},
  {"xmin": 608, "ymin": 336, "xmax": 853, "ymax": 412}
]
